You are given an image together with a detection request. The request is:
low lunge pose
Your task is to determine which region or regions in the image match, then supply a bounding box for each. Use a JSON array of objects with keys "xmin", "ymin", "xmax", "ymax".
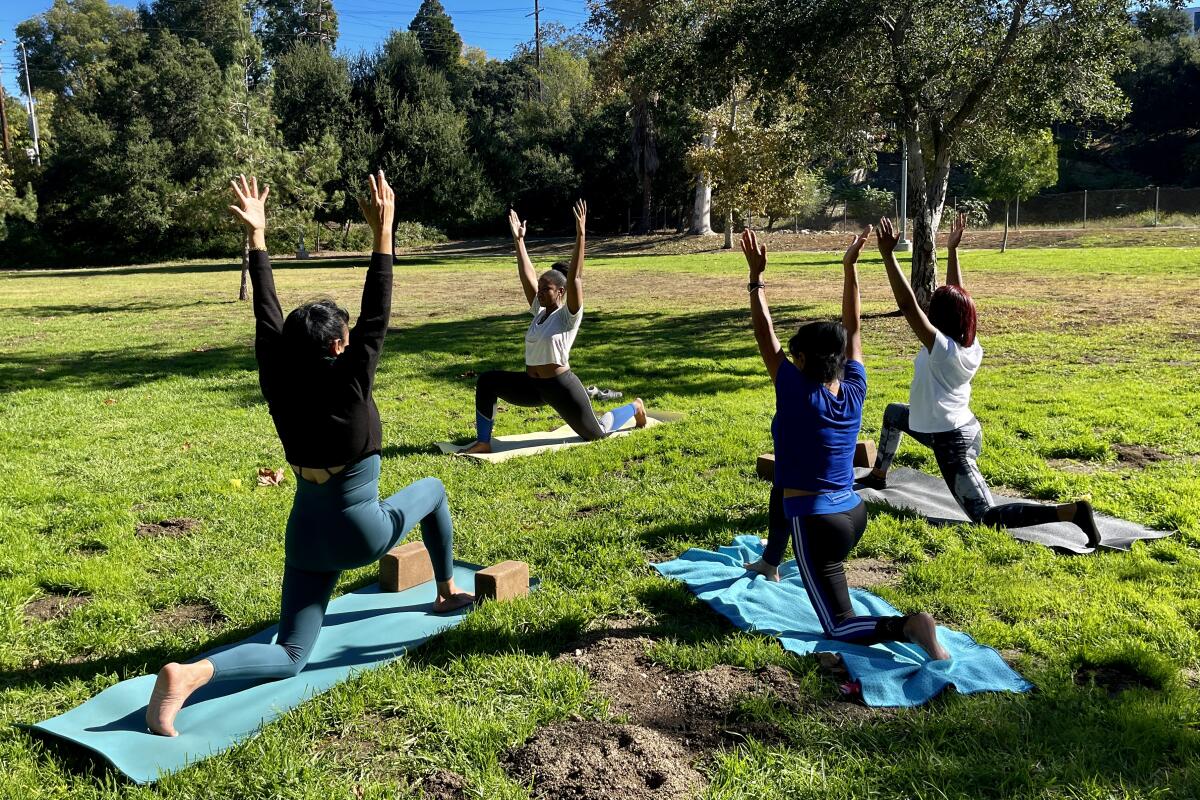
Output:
[
  {"xmin": 860, "ymin": 214, "xmax": 1100, "ymax": 548},
  {"xmin": 146, "ymin": 172, "xmax": 473, "ymax": 737},
  {"xmin": 462, "ymin": 202, "xmax": 646, "ymax": 454},
  {"xmin": 740, "ymin": 228, "xmax": 949, "ymax": 660}
]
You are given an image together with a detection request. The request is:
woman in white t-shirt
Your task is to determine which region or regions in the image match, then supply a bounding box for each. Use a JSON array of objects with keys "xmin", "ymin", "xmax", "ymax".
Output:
[
  {"xmin": 859, "ymin": 214, "xmax": 1100, "ymax": 547},
  {"xmin": 462, "ymin": 201, "xmax": 646, "ymax": 454}
]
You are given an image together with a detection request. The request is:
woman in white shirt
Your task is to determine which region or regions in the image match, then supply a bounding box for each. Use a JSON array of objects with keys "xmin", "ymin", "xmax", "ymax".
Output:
[
  {"xmin": 859, "ymin": 214, "xmax": 1100, "ymax": 548},
  {"xmin": 462, "ymin": 201, "xmax": 646, "ymax": 454}
]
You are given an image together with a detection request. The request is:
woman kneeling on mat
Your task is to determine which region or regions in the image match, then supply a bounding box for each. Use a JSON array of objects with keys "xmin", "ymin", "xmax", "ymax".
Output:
[
  {"xmin": 461, "ymin": 201, "xmax": 646, "ymax": 454},
  {"xmin": 859, "ymin": 214, "xmax": 1100, "ymax": 548},
  {"xmin": 147, "ymin": 172, "xmax": 473, "ymax": 737},
  {"xmin": 740, "ymin": 227, "xmax": 949, "ymax": 660}
]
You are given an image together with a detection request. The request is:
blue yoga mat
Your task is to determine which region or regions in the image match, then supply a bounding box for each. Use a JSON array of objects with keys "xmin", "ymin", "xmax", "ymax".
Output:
[
  {"xmin": 27, "ymin": 562, "xmax": 534, "ymax": 784},
  {"xmin": 653, "ymin": 536, "xmax": 1032, "ymax": 707}
]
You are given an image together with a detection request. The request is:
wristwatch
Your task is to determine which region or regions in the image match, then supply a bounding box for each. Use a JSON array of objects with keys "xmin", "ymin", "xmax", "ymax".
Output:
[{"xmin": 747, "ymin": 281, "xmax": 766, "ymax": 292}]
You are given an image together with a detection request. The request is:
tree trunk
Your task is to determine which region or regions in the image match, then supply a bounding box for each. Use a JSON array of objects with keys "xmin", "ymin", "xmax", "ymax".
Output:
[
  {"xmin": 905, "ymin": 125, "xmax": 952, "ymax": 311},
  {"xmin": 689, "ymin": 128, "xmax": 716, "ymax": 235},
  {"xmin": 723, "ymin": 209, "xmax": 733, "ymax": 249},
  {"xmin": 639, "ymin": 180, "xmax": 653, "ymax": 234},
  {"xmin": 1001, "ymin": 200, "xmax": 1010, "ymax": 253},
  {"xmin": 238, "ymin": 234, "xmax": 250, "ymax": 301}
]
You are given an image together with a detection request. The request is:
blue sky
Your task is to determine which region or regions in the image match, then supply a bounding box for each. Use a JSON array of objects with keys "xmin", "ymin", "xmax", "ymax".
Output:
[{"xmin": 2, "ymin": 0, "xmax": 590, "ymax": 97}]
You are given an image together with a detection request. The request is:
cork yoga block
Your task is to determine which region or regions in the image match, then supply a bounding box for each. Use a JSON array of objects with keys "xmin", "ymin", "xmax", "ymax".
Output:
[
  {"xmin": 475, "ymin": 560, "xmax": 530, "ymax": 602},
  {"xmin": 854, "ymin": 440, "xmax": 877, "ymax": 469},
  {"xmin": 756, "ymin": 453, "xmax": 775, "ymax": 482},
  {"xmin": 379, "ymin": 541, "xmax": 434, "ymax": 593}
]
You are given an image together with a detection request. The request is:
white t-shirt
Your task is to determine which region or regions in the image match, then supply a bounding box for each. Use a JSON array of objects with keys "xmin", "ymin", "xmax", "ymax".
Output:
[
  {"xmin": 908, "ymin": 331, "xmax": 984, "ymax": 433},
  {"xmin": 525, "ymin": 299, "xmax": 583, "ymax": 367}
]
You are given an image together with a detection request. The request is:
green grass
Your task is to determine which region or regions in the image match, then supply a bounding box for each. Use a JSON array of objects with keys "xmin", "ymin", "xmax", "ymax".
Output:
[{"xmin": 2, "ymin": 246, "xmax": 1199, "ymax": 798}]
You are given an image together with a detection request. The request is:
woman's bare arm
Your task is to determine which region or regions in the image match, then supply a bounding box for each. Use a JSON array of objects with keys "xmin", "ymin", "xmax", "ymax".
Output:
[{"xmin": 877, "ymin": 217, "xmax": 937, "ymax": 350}]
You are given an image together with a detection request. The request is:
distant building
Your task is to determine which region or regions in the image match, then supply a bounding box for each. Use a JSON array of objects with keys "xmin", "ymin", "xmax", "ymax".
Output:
[{"xmin": 1187, "ymin": 6, "xmax": 1200, "ymax": 31}]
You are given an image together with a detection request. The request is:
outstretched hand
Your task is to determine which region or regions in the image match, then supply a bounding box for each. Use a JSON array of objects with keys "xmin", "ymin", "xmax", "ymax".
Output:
[
  {"xmin": 572, "ymin": 199, "xmax": 587, "ymax": 239},
  {"xmin": 229, "ymin": 174, "xmax": 268, "ymax": 234},
  {"xmin": 875, "ymin": 217, "xmax": 900, "ymax": 256},
  {"xmin": 741, "ymin": 228, "xmax": 767, "ymax": 277},
  {"xmin": 508, "ymin": 209, "xmax": 527, "ymax": 241},
  {"xmin": 948, "ymin": 211, "xmax": 966, "ymax": 249},
  {"xmin": 843, "ymin": 224, "xmax": 873, "ymax": 268},
  {"xmin": 357, "ymin": 170, "xmax": 395, "ymax": 246}
]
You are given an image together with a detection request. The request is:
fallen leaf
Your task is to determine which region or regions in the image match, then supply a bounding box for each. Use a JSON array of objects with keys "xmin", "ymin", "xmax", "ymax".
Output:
[
  {"xmin": 103, "ymin": 398, "xmax": 116, "ymax": 406},
  {"xmin": 182, "ymin": 441, "xmax": 192, "ymax": 451},
  {"xmin": 257, "ymin": 467, "xmax": 285, "ymax": 487},
  {"xmin": 35, "ymin": 367, "xmax": 46, "ymax": 373},
  {"xmin": 192, "ymin": 346, "xmax": 210, "ymax": 353},
  {"xmin": 458, "ymin": 370, "xmax": 478, "ymax": 379},
  {"xmin": 229, "ymin": 478, "xmax": 243, "ymax": 489}
]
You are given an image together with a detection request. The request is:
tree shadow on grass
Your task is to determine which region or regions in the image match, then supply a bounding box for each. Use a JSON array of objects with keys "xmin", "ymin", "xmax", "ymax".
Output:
[{"xmin": 7, "ymin": 255, "xmax": 462, "ymax": 279}]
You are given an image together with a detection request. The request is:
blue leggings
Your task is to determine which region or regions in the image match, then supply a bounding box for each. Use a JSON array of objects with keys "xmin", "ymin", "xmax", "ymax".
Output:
[{"xmin": 206, "ymin": 455, "xmax": 453, "ymax": 682}]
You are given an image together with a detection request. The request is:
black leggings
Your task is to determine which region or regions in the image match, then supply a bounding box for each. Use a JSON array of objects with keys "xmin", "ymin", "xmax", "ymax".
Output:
[
  {"xmin": 763, "ymin": 493, "xmax": 908, "ymax": 645},
  {"xmin": 475, "ymin": 369, "xmax": 606, "ymax": 440},
  {"xmin": 875, "ymin": 403, "xmax": 1062, "ymax": 529}
]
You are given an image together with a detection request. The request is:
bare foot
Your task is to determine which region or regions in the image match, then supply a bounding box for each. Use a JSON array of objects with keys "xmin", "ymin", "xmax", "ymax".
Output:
[
  {"xmin": 146, "ymin": 660, "xmax": 215, "ymax": 736},
  {"xmin": 902, "ymin": 612, "xmax": 951, "ymax": 661},
  {"xmin": 743, "ymin": 558, "xmax": 780, "ymax": 582},
  {"xmin": 461, "ymin": 440, "xmax": 492, "ymax": 455},
  {"xmin": 433, "ymin": 592, "xmax": 475, "ymax": 613},
  {"xmin": 632, "ymin": 398, "xmax": 647, "ymax": 428}
]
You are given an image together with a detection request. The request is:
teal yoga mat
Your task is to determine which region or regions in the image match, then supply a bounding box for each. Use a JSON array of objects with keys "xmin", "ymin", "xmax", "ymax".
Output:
[{"xmin": 27, "ymin": 562, "xmax": 535, "ymax": 784}]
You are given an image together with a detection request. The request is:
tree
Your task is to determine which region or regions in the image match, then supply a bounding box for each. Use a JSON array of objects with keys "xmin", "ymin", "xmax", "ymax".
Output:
[
  {"xmin": 971, "ymin": 128, "xmax": 1058, "ymax": 252},
  {"xmin": 257, "ymin": 0, "xmax": 339, "ymax": 61},
  {"xmin": 15, "ymin": 0, "xmax": 140, "ymax": 95},
  {"xmin": 712, "ymin": 0, "xmax": 1132, "ymax": 308},
  {"xmin": 0, "ymin": 159, "xmax": 38, "ymax": 241},
  {"xmin": 408, "ymin": 0, "xmax": 462, "ymax": 73},
  {"xmin": 141, "ymin": 0, "xmax": 250, "ymax": 71}
]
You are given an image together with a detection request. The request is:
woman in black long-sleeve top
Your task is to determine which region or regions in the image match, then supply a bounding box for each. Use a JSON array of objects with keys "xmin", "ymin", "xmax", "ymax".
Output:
[{"xmin": 147, "ymin": 172, "xmax": 473, "ymax": 737}]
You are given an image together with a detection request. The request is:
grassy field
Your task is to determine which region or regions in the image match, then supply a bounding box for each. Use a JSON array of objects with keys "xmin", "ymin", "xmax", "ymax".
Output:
[{"xmin": 1, "ymin": 246, "xmax": 1199, "ymax": 799}]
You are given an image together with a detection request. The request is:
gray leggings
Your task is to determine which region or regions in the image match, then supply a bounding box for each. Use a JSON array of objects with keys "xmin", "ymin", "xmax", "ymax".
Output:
[{"xmin": 875, "ymin": 403, "xmax": 1061, "ymax": 529}]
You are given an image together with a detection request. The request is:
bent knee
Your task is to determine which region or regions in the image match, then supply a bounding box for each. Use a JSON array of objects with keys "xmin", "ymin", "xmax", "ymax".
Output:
[{"xmin": 883, "ymin": 403, "xmax": 908, "ymax": 425}]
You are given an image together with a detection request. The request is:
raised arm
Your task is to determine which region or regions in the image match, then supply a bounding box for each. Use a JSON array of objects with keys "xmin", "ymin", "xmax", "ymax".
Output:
[
  {"xmin": 742, "ymin": 229, "xmax": 785, "ymax": 382},
  {"xmin": 229, "ymin": 175, "xmax": 283, "ymax": 341},
  {"xmin": 566, "ymin": 199, "xmax": 586, "ymax": 315},
  {"xmin": 945, "ymin": 211, "xmax": 966, "ymax": 289},
  {"xmin": 509, "ymin": 210, "xmax": 537, "ymax": 306},
  {"xmin": 842, "ymin": 225, "xmax": 871, "ymax": 364},
  {"xmin": 348, "ymin": 170, "xmax": 396, "ymax": 373},
  {"xmin": 876, "ymin": 217, "xmax": 937, "ymax": 351}
]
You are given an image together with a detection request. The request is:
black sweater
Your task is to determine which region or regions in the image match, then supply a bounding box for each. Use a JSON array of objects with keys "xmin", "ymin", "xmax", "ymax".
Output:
[{"xmin": 248, "ymin": 249, "xmax": 392, "ymax": 467}]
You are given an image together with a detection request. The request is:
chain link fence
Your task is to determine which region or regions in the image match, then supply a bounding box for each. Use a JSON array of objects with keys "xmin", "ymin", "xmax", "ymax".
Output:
[{"xmin": 644, "ymin": 186, "xmax": 1200, "ymax": 235}]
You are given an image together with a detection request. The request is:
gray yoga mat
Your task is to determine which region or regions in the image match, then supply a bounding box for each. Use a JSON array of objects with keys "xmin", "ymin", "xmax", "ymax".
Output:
[{"xmin": 855, "ymin": 467, "xmax": 1173, "ymax": 554}]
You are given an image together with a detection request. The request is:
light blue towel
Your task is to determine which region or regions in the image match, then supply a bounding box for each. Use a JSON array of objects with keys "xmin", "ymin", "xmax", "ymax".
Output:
[
  {"xmin": 653, "ymin": 536, "xmax": 1032, "ymax": 707},
  {"xmin": 28, "ymin": 562, "xmax": 533, "ymax": 783}
]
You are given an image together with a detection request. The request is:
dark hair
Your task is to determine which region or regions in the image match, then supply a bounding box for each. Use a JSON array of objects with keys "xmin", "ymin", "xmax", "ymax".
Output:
[
  {"xmin": 788, "ymin": 320, "xmax": 847, "ymax": 384},
  {"xmin": 540, "ymin": 267, "xmax": 567, "ymax": 289},
  {"xmin": 282, "ymin": 299, "xmax": 350, "ymax": 362},
  {"xmin": 550, "ymin": 261, "xmax": 569, "ymax": 276},
  {"xmin": 928, "ymin": 285, "xmax": 977, "ymax": 347}
]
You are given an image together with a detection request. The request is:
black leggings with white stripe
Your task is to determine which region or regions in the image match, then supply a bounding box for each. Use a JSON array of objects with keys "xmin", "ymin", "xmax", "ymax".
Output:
[{"xmin": 766, "ymin": 492, "xmax": 908, "ymax": 645}]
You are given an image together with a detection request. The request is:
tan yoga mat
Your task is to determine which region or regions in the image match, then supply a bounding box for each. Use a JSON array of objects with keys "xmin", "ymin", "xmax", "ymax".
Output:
[{"xmin": 436, "ymin": 411, "xmax": 682, "ymax": 462}]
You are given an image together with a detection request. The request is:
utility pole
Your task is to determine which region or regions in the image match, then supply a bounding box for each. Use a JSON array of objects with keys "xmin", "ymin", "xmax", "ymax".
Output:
[
  {"xmin": 300, "ymin": 0, "xmax": 333, "ymax": 47},
  {"xmin": 0, "ymin": 41, "xmax": 11, "ymax": 157},
  {"xmin": 527, "ymin": 0, "xmax": 542, "ymax": 100},
  {"xmin": 19, "ymin": 41, "xmax": 40, "ymax": 165},
  {"xmin": 896, "ymin": 134, "xmax": 911, "ymax": 252}
]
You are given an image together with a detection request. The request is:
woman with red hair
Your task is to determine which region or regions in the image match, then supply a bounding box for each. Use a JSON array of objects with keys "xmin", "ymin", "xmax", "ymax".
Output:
[{"xmin": 860, "ymin": 214, "xmax": 1100, "ymax": 547}]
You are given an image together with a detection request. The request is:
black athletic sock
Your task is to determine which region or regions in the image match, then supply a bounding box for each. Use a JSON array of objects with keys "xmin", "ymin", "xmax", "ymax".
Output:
[
  {"xmin": 858, "ymin": 472, "xmax": 887, "ymax": 490},
  {"xmin": 1072, "ymin": 500, "xmax": 1101, "ymax": 548}
]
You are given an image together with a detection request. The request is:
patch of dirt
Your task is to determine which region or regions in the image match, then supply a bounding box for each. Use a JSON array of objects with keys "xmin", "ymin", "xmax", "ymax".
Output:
[
  {"xmin": 506, "ymin": 721, "xmax": 706, "ymax": 800},
  {"xmin": 1047, "ymin": 458, "xmax": 1102, "ymax": 475},
  {"xmin": 557, "ymin": 627, "xmax": 804, "ymax": 746},
  {"xmin": 416, "ymin": 769, "xmax": 470, "ymax": 799},
  {"xmin": 573, "ymin": 505, "xmax": 601, "ymax": 519},
  {"xmin": 135, "ymin": 517, "xmax": 201, "ymax": 538},
  {"xmin": 148, "ymin": 600, "xmax": 226, "ymax": 631},
  {"xmin": 1074, "ymin": 663, "xmax": 1160, "ymax": 695},
  {"xmin": 74, "ymin": 540, "xmax": 109, "ymax": 554},
  {"xmin": 844, "ymin": 558, "xmax": 900, "ymax": 589},
  {"xmin": 24, "ymin": 591, "xmax": 91, "ymax": 622},
  {"xmin": 1112, "ymin": 443, "xmax": 1171, "ymax": 468},
  {"xmin": 1183, "ymin": 668, "xmax": 1199, "ymax": 689}
]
